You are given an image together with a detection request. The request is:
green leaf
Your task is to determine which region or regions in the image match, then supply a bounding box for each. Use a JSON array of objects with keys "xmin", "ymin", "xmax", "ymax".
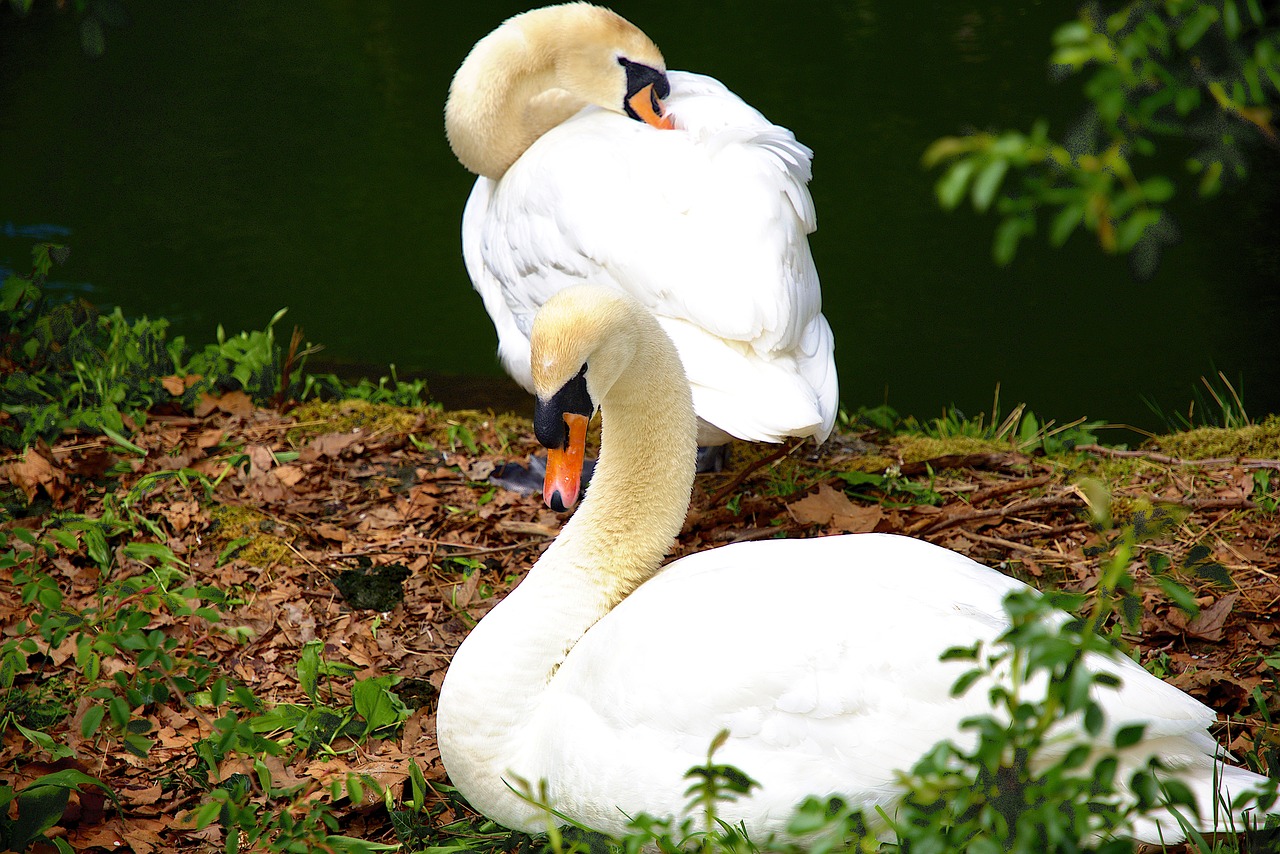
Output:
[
  {"xmin": 1176, "ymin": 5, "xmax": 1219, "ymax": 50},
  {"xmin": 936, "ymin": 158, "xmax": 978, "ymax": 209},
  {"xmin": 992, "ymin": 216, "xmax": 1030, "ymax": 266},
  {"xmin": 971, "ymin": 158, "xmax": 1009, "ymax": 213},
  {"xmin": 9, "ymin": 784, "xmax": 70, "ymax": 850},
  {"xmin": 1115, "ymin": 723, "xmax": 1146, "ymax": 748},
  {"xmin": 0, "ymin": 275, "xmax": 34, "ymax": 312},
  {"xmin": 1223, "ymin": 0, "xmax": 1241, "ymax": 39},
  {"xmin": 13, "ymin": 720, "xmax": 75, "ymax": 760},
  {"xmin": 1140, "ymin": 176, "xmax": 1175, "ymax": 203},
  {"xmin": 216, "ymin": 536, "xmax": 253, "ymax": 567},
  {"xmin": 1052, "ymin": 20, "xmax": 1091, "ymax": 47},
  {"xmin": 1157, "ymin": 576, "xmax": 1200, "ymax": 615},
  {"xmin": 298, "ymin": 642, "xmax": 322, "ymax": 703},
  {"xmin": 101, "ymin": 426, "xmax": 146, "ymax": 456},
  {"xmin": 950, "ymin": 667, "xmax": 984, "ymax": 697},
  {"xmin": 353, "ymin": 678, "xmax": 409, "ymax": 733},
  {"xmin": 1049, "ymin": 202, "xmax": 1085, "ymax": 246},
  {"xmin": 80, "ymin": 704, "xmax": 106, "ymax": 739},
  {"xmin": 1116, "ymin": 210, "xmax": 1161, "ymax": 252},
  {"xmin": 1083, "ymin": 702, "xmax": 1105, "ymax": 737},
  {"xmin": 108, "ymin": 695, "xmax": 130, "ymax": 729}
]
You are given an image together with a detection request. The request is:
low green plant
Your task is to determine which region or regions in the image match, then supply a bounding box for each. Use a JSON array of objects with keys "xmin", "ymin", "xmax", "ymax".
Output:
[
  {"xmin": 1143, "ymin": 370, "xmax": 1252, "ymax": 431},
  {"xmin": 0, "ymin": 768, "xmax": 119, "ymax": 854},
  {"xmin": 192, "ymin": 770, "xmax": 396, "ymax": 854},
  {"xmin": 301, "ymin": 364, "xmax": 432, "ymax": 407},
  {"xmin": 843, "ymin": 391, "xmax": 1103, "ymax": 456},
  {"xmin": 238, "ymin": 641, "xmax": 409, "ymax": 759},
  {"xmin": 0, "ymin": 242, "xmax": 309, "ymax": 449}
]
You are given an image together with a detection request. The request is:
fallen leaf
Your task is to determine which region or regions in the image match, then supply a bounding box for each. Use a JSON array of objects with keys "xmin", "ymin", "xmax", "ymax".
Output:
[
  {"xmin": 788, "ymin": 483, "xmax": 856, "ymax": 526},
  {"xmin": 787, "ymin": 484, "xmax": 882, "ymax": 533},
  {"xmin": 1169, "ymin": 593, "xmax": 1238, "ymax": 642},
  {"xmin": 0, "ymin": 443, "xmax": 69, "ymax": 503}
]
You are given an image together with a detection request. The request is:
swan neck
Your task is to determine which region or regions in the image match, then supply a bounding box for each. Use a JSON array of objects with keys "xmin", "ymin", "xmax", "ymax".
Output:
[
  {"xmin": 436, "ymin": 311, "xmax": 696, "ymax": 828},
  {"xmin": 446, "ymin": 15, "xmax": 589, "ymax": 179}
]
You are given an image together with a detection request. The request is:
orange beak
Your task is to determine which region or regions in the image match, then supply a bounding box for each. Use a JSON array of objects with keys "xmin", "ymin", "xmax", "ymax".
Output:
[
  {"xmin": 628, "ymin": 83, "xmax": 675, "ymax": 130},
  {"xmin": 544, "ymin": 412, "xmax": 589, "ymax": 511}
]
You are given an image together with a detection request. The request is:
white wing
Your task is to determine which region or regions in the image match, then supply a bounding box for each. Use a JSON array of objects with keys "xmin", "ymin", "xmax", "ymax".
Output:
[
  {"xmin": 528, "ymin": 534, "xmax": 1233, "ymax": 840},
  {"xmin": 461, "ymin": 71, "xmax": 837, "ymax": 443}
]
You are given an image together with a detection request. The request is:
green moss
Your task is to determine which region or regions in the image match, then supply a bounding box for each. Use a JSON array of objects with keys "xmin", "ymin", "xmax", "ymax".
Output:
[
  {"xmin": 208, "ymin": 504, "xmax": 293, "ymax": 568},
  {"xmin": 289, "ymin": 399, "xmax": 427, "ymax": 442},
  {"xmin": 893, "ymin": 435, "xmax": 1011, "ymax": 463},
  {"xmin": 837, "ymin": 454, "xmax": 898, "ymax": 474},
  {"xmin": 1152, "ymin": 414, "xmax": 1280, "ymax": 460}
]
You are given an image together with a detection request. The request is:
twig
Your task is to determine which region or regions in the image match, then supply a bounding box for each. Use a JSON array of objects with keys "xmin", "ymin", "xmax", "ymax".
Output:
[
  {"xmin": 908, "ymin": 495, "xmax": 1082, "ymax": 536},
  {"xmin": 955, "ymin": 528, "xmax": 1070, "ymax": 560},
  {"xmin": 328, "ymin": 537, "xmax": 551, "ymax": 559},
  {"xmin": 970, "ymin": 474, "xmax": 1052, "ymax": 503},
  {"xmin": 998, "ymin": 521, "xmax": 1090, "ymax": 541},
  {"xmin": 707, "ymin": 438, "xmax": 805, "ymax": 506},
  {"xmin": 1077, "ymin": 444, "xmax": 1280, "ymax": 470}
]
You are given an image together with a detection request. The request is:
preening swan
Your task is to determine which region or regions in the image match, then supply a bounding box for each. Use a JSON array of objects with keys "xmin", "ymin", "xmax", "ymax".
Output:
[
  {"xmin": 445, "ymin": 3, "xmax": 837, "ymax": 458},
  {"xmin": 435, "ymin": 284, "xmax": 1271, "ymax": 844}
]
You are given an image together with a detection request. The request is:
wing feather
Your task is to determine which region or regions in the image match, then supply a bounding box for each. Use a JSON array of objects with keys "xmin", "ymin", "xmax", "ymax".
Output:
[{"xmin": 459, "ymin": 71, "xmax": 836, "ymax": 441}]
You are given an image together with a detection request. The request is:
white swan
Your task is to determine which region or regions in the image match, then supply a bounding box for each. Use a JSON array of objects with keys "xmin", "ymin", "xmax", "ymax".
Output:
[
  {"xmin": 435, "ymin": 284, "xmax": 1270, "ymax": 845},
  {"xmin": 445, "ymin": 3, "xmax": 837, "ymax": 453}
]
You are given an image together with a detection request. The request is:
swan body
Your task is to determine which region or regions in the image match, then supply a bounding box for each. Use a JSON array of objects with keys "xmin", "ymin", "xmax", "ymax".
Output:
[
  {"xmin": 446, "ymin": 4, "xmax": 837, "ymax": 446},
  {"xmin": 436, "ymin": 284, "xmax": 1270, "ymax": 845}
]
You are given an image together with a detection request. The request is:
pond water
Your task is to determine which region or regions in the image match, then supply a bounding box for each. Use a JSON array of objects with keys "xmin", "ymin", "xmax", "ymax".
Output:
[{"xmin": 2, "ymin": 1, "xmax": 1277, "ymax": 432}]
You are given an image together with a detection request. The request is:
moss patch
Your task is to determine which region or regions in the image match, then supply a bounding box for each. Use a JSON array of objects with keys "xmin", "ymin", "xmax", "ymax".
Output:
[
  {"xmin": 893, "ymin": 435, "xmax": 1012, "ymax": 463},
  {"xmin": 1151, "ymin": 414, "xmax": 1280, "ymax": 460},
  {"xmin": 208, "ymin": 504, "xmax": 294, "ymax": 568},
  {"xmin": 288, "ymin": 399, "xmax": 430, "ymax": 443}
]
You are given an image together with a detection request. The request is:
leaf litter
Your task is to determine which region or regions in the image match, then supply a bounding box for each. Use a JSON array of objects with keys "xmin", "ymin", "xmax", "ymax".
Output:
[{"xmin": 0, "ymin": 396, "xmax": 1277, "ymax": 851}]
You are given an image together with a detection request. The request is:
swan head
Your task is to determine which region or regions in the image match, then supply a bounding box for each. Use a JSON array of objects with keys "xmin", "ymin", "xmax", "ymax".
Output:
[
  {"xmin": 447, "ymin": 3, "xmax": 674, "ymax": 178},
  {"xmin": 529, "ymin": 286, "xmax": 641, "ymax": 511},
  {"xmin": 551, "ymin": 4, "xmax": 673, "ymax": 130}
]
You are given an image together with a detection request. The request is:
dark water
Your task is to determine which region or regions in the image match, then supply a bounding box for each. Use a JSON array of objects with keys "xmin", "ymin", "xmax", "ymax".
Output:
[{"xmin": 2, "ymin": 2, "xmax": 1277, "ymax": 429}]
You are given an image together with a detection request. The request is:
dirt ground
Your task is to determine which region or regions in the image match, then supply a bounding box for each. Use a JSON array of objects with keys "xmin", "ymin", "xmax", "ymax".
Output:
[{"xmin": 1, "ymin": 397, "xmax": 1277, "ymax": 851}]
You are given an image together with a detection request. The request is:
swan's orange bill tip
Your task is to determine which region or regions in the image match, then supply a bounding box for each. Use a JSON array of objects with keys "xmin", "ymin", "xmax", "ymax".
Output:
[
  {"xmin": 543, "ymin": 412, "xmax": 589, "ymax": 511},
  {"xmin": 629, "ymin": 84, "xmax": 675, "ymax": 131}
]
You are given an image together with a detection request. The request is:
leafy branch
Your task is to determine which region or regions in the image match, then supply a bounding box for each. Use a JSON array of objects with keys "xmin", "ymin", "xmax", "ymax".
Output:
[{"xmin": 925, "ymin": 0, "xmax": 1280, "ymax": 273}]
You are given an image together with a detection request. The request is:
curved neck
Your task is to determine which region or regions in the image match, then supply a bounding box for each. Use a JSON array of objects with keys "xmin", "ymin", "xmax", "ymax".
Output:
[
  {"xmin": 446, "ymin": 15, "xmax": 590, "ymax": 179},
  {"xmin": 436, "ymin": 313, "xmax": 696, "ymax": 828}
]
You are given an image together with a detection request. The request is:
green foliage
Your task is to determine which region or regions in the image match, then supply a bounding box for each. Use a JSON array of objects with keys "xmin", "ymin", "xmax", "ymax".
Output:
[
  {"xmin": 0, "ymin": 509, "xmax": 226, "ymax": 760},
  {"xmin": 925, "ymin": 0, "xmax": 1280, "ymax": 273},
  {"xmin": 0, "ymin": 243, "xmax": 306, "ymax": 450},
  {"xmin": 193, "ymin": 772, "xmax": 397, "ymax": 854},
  {"xmin": 843, "ymin": 390, "xmax": 1104, "ymax": 456},
  {"xmin": 0, "ymin": 769, "xmax": 118, "ymax": 853},
  {"xmin": 302, "ymin": 364, "xmax": 432, "ymax": 407},
  {"xmin": 1143, "ymin": 369, "xmax": 1252, "ymax": 431}
]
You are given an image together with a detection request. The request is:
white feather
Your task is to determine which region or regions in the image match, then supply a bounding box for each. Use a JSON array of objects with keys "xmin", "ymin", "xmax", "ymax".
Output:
[{"xmin": 462, "ymin": 71, "xmax": 837, "ymax": 443}]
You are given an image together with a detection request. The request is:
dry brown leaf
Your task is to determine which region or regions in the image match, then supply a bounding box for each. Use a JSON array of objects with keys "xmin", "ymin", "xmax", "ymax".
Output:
[
  {"xmin": 1, "ymin": 444, "xmax": 69, "ymax": 503},
  {"xmin": 787, "ymin": 484, "xmax": 882, "ymax": 533},
  {"xmin": 787, "ymin": 483, "xmax": 855, "ymax": 525},
  {"xmin": 315, "ymin": 522, "xmax": 349, "ymax": 542},
  {"xmin": 1168, "ymin": 593, "xmax": 1239, "ymax": 642}
]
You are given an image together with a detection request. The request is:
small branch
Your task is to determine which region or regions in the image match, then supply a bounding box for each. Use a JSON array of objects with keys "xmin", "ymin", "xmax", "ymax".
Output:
[
  {"xmin": 908, "ymin": 495, "xmax": 1082, "ymax": 537},
  {"xmin": 1077, "ymin": 444, "xmax": 1280, "ymax": 470},
  {"xmin": 970, "ymin": 474, "xmax": 1052, "ymax": 503},
  {"xmin": 706, "ymin": 438, "xmax": 806, "ymax": 506}
]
